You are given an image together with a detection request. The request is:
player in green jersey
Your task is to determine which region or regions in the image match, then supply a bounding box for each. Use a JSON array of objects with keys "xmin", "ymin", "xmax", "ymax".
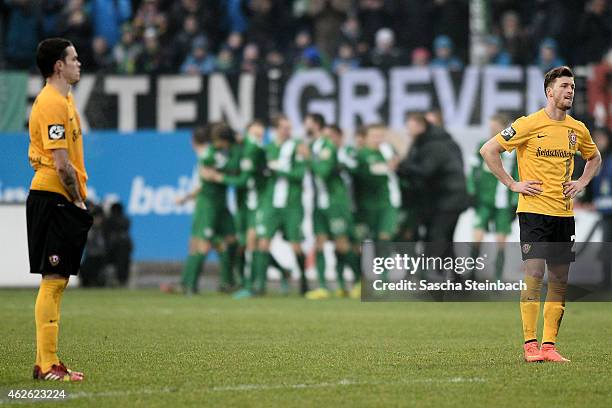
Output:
[
  {"xmin": 177, "ymin": 123, "xmax": 238, "ymax": 294},
  {"xmin": 325, "ymin": 124, "xmax": 362, "ymax": 297},
  {"xmin": 303, "ymin": 114, "xmax": 353, "ymax": 299},
  {"xmin": 202, "ymin": 120, "xmax": 270, "ymax": 294},
  {"xmin": 468, "ymin": 113, "xmax": 518, "ymax": 279},
  {"xmin": 356, "ymin": 125, "xmax": 402, "ymax": 274},
  {"xmin": 244, "ymin": 114, "xmax": 309, "ymax": 297}
]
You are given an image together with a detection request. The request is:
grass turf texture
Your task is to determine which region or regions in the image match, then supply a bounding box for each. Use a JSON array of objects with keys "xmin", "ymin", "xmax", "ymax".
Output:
[{"xmin": 1, "ymin": 289, "xmax": 611, "ymax": 407}]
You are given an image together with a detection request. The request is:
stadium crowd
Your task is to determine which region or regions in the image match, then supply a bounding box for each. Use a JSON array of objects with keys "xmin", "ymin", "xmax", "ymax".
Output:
[{"xmin": 1, "ymin": 0, "xmax": 610, "ymax": 74}]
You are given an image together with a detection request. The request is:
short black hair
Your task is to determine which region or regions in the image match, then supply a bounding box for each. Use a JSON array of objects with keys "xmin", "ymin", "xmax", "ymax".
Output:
[
  {"xmin": 211, "ymin": 122, "xmax": 236, "ymax": 144},
  {"xmin": 192, "ymin": 125, "xmax": 212, "ymax": 145},
  {"xmin": 326, "ymin": 124, "xmax": 342, "ymax": 136},
  {"xmin": 305, "ymin": 113, "xmax": 325, "ymax": 129},
  {"xmin": 544, "ymin": 66, "xmax": 574, "ymax": 95},
  {"xmin": 36, "ymin": 38, "xmax": 73, "ymax": 79},
  {"xmin": 271, "ymin": 113, "xmax": 289, "ymax": 128}
]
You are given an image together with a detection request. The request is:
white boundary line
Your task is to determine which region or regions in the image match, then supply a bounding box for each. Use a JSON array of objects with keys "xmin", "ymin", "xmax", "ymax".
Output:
[{"xmin": 0, "ymin": 377, "xmax": 486, "ymax": 404}]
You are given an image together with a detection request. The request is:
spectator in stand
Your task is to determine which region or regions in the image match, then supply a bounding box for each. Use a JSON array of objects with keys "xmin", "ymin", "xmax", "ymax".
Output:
[
  {"xmin": 577, "ymin": 0, "xmax": 611, "ymax": 65},
  {"xmin": 332, "ymin": 42, "xmax": 360, "ymax": 74},
  {"xmin": 499, "ymin": 10, "xmax": 530, "ymax": 66},
  {"xmin": 4, "ymin": 0, "xmax": 40, "ymax": 69},
  {"xmin": 588, "ymin": 49, "xmax": 612, "ymax": 129},
  {"xmin": 181, "ymin": 36, "xmax": 216, "ymax": 75},
  {"xmin": 41, "ymin": 0, "xmax": 66, "ymax": 38},
  {"xmin": 243, "ymin": 0, "xmax": 290, "ymax": 51},
  {"xmin": 339, "ymin": 14, "xmax": 367, "ymax": 58},
  {"xmin": 289, "ymin": 29, "xmax": 314, "ymax": 66},
  {"xmin": 168, "ymin": 0, "xmax": 202, "ymax": 37},
  {"xmin": 308, "ymin": 0, "xmax": 351, "ymax": 60},
  {"xmin": 295, "ymin": 46, "xmax": 324, "ymax": 71},
  {"xmin": 240, "ymin": 42, "xmax": 260, "ymax": 73},
  {"xmin": 170, "ymin": 14, "xmax": 204, "ymax": 71},
  {"xmin": 136, "ymin": 28, "xmax": 170, "ymax": 74},
  {"xmin": 411, "ymin": 47, "xmax": 430, "ymax": 67},
  {"xmin": 537, "ymin": 38, "xmax": 564, "ymax": 73},
  {"xmin": 368, "ymin": 27, "xmax": 401, "ymax": 69},
  {"xmin": 91, "ymin": 0, "xmax": 131, "ymax": 49},
  {"xmin": 226, "ymin": 31, "xmax": 244, "ymax": 62},
  {"xmin": 132, "ymin": 0, "xmax": 165, "ymax": 38},
  {"xmin": 527, "ymin": 0, "xmax": 568, "ymax": 63},
  {"xmin": 264, "ymin": 48, "xmax": 287, "ymax": 72},
  {"xmin": 483, "ymin": 35, "xmax": 512, "ymax": 66},
  {"xmin": 215, "ymin": 45, "xmax": 237, "ymax": 74},
  {"xmin": 357, "ymin": 0, "xmax": 392, "ymax": 47},
  {"xmin": 56, "ymin": 0, "xmax": 93, "ymax": 68},
  {"xmin": 113, "ymin": 24, "xmax": 142, "ymax": 75},
  {"xmin": 226, "ymin": 0, "xmax": 248, "ymax": 33},
  {"xmin": 431, "ymin": 0, "xmax": 469, "ymax": 63},
  {"xmin": 91, "ymin": 36, "xmax": 114, "ymax": 73},
  {"xmin": 430, "ymin": 35, "xmax": 463, "ymax": 70}
]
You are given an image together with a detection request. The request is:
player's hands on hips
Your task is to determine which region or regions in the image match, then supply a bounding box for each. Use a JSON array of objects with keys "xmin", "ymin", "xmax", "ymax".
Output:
[
  {"xmin": 563, "ymin": 179, "xmax": 586, "ymax": 199},
  {"xmin": 510, "ymin": 180, "xmax": 543, "ymax": 196}
]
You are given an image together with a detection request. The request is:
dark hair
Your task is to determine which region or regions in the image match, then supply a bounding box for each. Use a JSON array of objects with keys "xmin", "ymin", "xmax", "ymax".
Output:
[
  {"xmin": 36, "ymin": 38, "xmax": 73, "ymax": 78},
  {"xmin": 406, "ymin": 112, "xmax": 428, "ymax": 126},
  {"xmin": 271, "ymin": 113, "xmax": 289, "ymax": 128},
  {"xmin": 543, "ymin": 66, "xmax": 574, "ymax": 95},
  {"xmin": 211, "ymin": 122, "xmax": 236, "ymax": 144},
  {"xmin": 355, "ymin": 125, "xmax": 368, "ymax": 138},
  {"xmin": 192, "ymin": 125, "xmax": 211, "ymax": 145},
  {"xmin": 326, "ymin": 124, "xmax": 342, "ymax": 136},
  {"xmin": 305, "ymin": 113, "xmax": 325, "ymax": 129}
]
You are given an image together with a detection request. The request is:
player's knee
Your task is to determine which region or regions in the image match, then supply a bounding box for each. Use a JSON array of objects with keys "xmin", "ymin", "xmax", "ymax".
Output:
[
  {"xmin": 291, "ymin": 243, "xmax": 302, "ymax": 255},
  {"xmin": 378, "ymin": 233, "xmax": 391, "ymax": 241},
  {"xmin": 315, "ymin": 235, "xmax": 327, "ymax": 250},
  {"xmin": 522, "ymin": 259, "xmax": 545, "ymax": 278},
  {"xmin": 335, "ymin": 237, "xmax": 349, "ymax": 253}
]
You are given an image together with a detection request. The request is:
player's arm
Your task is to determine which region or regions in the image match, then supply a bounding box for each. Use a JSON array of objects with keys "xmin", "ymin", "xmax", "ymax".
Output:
[
  {"xmin": 52, "ymin": 149, "xmax": 85, "ymax": 209},
  {"xmin": 479, "ymin": 138, "xmax": 542, "ymax": 196},
  {"xmin": 564, "ymin": 151, "xmax": 602, "ymax": 199},
  {"xmin": 176, "ymin": 186, "xmax": 201, "ymax": 205}
]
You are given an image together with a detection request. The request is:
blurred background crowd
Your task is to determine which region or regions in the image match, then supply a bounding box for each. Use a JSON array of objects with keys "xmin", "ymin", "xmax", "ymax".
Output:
[{"xmin": 1, "ymin": 0, "xmax": 610, "ymax": 75}]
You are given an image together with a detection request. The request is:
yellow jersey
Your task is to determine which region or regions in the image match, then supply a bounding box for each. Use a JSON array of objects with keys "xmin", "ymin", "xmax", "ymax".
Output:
[
  {"xmin": 496, "ymin": 109, "xmax": 597, "ymax": 217},
  {"xmin": 28, "ymin": 83, "xmax": 87, "ymax": 200}
]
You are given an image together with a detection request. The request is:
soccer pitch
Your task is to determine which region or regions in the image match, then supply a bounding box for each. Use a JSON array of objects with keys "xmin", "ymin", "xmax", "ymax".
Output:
[{"xmin": 2, "ymin": 289, "xmax": 611, "ymax": 407}]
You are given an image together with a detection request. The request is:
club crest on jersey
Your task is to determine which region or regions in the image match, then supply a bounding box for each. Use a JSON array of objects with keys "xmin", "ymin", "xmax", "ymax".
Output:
[
  {"xmin": 48, "ymin": 124, "xmax": 65, "ymax": 140},
  {"xmin": 49, "ymin": 255, "xmax": 60, "ymax": 266},
  {"xmin": 521, "ymin": 244, "xmax": 531, "ymax": 254},
  {"xmin": 501, "ymin": 126, "xmax": 516, "ymax": 141},
  {"xmin": 567, "ymin": 130, "xmax": 577, "ymax": 150}
]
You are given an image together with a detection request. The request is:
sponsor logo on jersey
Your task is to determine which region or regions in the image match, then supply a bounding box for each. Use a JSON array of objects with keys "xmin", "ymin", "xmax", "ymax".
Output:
[
  {"xmin": 501, "ymin": 126, "xmax": 516, "ymax": 141},
  {"xmin": 49, "ymin": 255, "xmax": 60, "ymax": 266},
  {"xmin": 521, "ymin": 244, "xmax": 531, "ymax": 254},
  {"xmin": 48, "ymin": 124, "xmax": 65, "ymax": 140},
  {"xmin": 536, "ymin": 147, "xmax": 573, "ymax": 158}
]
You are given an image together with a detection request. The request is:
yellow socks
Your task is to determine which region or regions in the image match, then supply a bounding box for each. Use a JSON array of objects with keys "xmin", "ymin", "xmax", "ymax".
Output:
[
  {"xmin": 520, "ymin": 275, "xmax": 543, "ymax": 342},
  {"xmin": 542, "ymin": 280, "xmax": 567, "ymax": 344},
  {"xmin": 35, "ymin": 278, "xmax": 68, "ymax": 372}
]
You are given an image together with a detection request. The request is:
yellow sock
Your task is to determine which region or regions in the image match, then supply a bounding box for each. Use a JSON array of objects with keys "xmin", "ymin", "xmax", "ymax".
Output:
[
  {"xmin": 520, "ymin": 275, "xmax": 543, "ymax": 342},
  {"xmin": 542, "ymin": 280, "xmax": 567, "ymax": 344},
  {"xmin": 35, "ymin": 278, "xmax": 67, "ymax": 372}
]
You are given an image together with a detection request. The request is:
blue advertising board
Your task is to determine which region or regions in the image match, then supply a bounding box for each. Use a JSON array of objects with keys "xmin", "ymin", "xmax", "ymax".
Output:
[{"xmin": 0, "ymin": 131, "xmax": 206, "ymax": 261}]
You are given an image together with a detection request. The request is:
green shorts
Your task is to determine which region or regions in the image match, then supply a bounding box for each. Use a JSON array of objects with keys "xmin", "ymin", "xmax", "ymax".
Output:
[
  {"xmin": 255, "ymin": 206, "xmax": 303, "ymax": 242},
  {"xmin": 191, "ymin": 197, "xmax": 235, "ymax": 241},
  {"xmin": 234, "ymin": 207, "xmax": 257, "ymax": 246},
  {"xmin": 474, "ymin": 205, "xmax": 513, "ymax": 235},
  {"xmin": 362, "ymin": 206, "xmax": 399, "ymax": 239},
  {"xmin": 353, "ymin": 209, "xmax": 369, "ymax": 242},
  {"xmin": 313, "ymin": 205, "xmax": 354, "ymax": 239}
]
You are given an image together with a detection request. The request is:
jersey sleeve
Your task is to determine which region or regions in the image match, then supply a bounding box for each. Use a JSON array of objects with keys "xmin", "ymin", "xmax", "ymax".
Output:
[
  {"xmin": 40, "ymin": 97, "xmax": 69, "ymax": 150},
  {"xmin": 494, "ymin": 116, "xmax": 531, "ymax": 152},
  {"xmin": 578, "ymin": 126, "xmax": 598, "ymax": 160}
]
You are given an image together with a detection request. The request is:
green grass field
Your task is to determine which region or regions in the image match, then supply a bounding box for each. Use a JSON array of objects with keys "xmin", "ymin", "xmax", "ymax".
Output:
[{"xmin": 1, "ymin": 289, "xmax": 611, "ymax": 407}]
